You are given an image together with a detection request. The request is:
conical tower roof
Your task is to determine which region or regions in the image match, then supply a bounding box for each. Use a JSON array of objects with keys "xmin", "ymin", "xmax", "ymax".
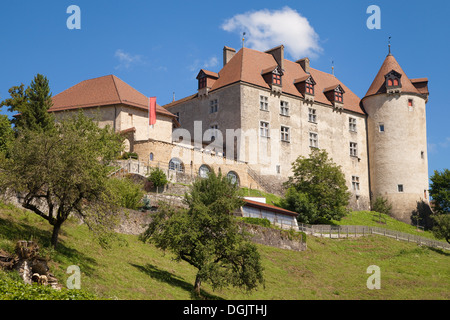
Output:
[{"xmin": 363, "ymin": 53, "xmax": 420, "ymax": 99}]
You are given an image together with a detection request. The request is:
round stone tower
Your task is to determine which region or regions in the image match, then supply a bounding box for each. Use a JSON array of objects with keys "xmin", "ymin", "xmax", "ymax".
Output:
[{"xmin": 361, "ymin": 50, "xmax": 430, "ymax": 223}]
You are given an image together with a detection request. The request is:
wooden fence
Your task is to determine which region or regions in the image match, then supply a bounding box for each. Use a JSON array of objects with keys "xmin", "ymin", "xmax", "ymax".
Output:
[{"xmin": 298, "ymin": 223, "xmax": 450, "ymax": 251}]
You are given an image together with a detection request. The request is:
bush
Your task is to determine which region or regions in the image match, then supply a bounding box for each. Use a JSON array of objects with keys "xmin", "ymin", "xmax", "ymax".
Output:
[
  {"xmin": 147, "ymin": 167, "xmax": 168, "ymax": 192},
  {"xmin": 0, "ymin": 270, "xmax": 98, "ymax": 300},
  {"xmin": 371, "ymin": 196, "xmax": 392, "ymax": 216},
  {"xmin": 108, "ymin": 177, "xmax": 144, "ymax": 210},
  {"xmin": 119, "ymin": 152, "xmax": 138, "ymax": 160},
  {"xmin": 241, "ymin": 217, "xmax": 271, "ymax": 228}
]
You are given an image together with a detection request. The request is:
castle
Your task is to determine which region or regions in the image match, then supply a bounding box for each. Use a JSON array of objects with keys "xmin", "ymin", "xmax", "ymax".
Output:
[{"xmin": 49, "ymin": 44, "xmax": 430, "ymax": 224}]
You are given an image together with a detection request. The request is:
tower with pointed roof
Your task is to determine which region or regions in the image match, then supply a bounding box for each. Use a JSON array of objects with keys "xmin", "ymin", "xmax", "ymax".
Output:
[{"xmin": 361, "ymin": 49, "xmax": 430, "ymax": 223}]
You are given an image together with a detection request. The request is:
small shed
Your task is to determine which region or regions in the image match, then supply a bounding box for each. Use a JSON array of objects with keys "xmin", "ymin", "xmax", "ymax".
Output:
[{"xmin": 241, "ymin": 198, "xmax": 298, "ymax": 230}]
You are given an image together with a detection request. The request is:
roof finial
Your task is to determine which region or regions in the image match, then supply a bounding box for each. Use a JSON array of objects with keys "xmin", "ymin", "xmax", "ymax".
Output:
[
  {"xmin": 331, "ymin": 59, "xmax": 334, "ymax": 75},
  {"xmin": 242, "ymin": 32, "xmax": 246, "ymax": 48},
  {"xmin": 388, "ymin": 36, "xmax": 392, "ymax": 55}
]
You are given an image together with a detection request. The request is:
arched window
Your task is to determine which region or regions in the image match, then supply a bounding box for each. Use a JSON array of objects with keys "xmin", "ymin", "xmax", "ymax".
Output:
[
  {"xmin": 199, "ymin": 164, "xmax": 211, "ymax": 178},
  {"xmin": 226, "ymin": 171, "xmax": 239, "ymax": 186},
  {"xmin": 169, "ymin": 158, "xmax": 184, "ymax": 173},
  {"xmin": 149, "ymin": 153, "xmax": 154, "ymax": 161},
  {"xmin": 387, "ymin": 79, "xmax": 393, "ymax": 86}
]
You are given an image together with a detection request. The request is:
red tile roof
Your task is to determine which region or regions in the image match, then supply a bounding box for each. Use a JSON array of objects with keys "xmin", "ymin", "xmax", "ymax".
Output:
[
  {"xmin": 165, "ymin": 47, "xmax": 364, "ymax": 115},
  {"xmin": 363, "ymin": 54, "xmax": 423, "ymax": 99},
  {"xmin": 243, "ymin": 199, "xmax": 298, "ymax": 217},
  {"xmin": 50, "ymin": 75, "xmax": 176, "ymax": 118}
]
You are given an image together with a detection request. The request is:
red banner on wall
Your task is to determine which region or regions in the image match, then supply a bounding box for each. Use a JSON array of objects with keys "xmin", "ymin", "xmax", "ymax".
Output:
[{"xmin": 149, "ymin": 96, "xmax": 156, "ymax": 125}]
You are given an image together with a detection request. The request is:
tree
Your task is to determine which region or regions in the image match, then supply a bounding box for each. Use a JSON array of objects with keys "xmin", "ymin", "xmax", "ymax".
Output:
[
  {"xmin": 280, "ymin": 149, "xmax": 351, "ymax": 224},
  {"xmin": 429, "ymin": 169, "xmax": 450, "ymax": 243},
  {"xmin": 0, "ymin": 115, "xmax": 14, "ymax": 155},
  {"xmin": 147, "ymin": 167, "xmax": 168, "ymax": 193},
  {"xmin": 0, "ymin": 74, "xmax": 55, "ymax": 132},
  {"xmin": 141, "ymin": 171, "xmax": 264, "ymax": 297},
  {"xmin": 0, "ymin": 111, "xmax": 124, "ymax": 247},
  {"xmin": 429, "ymin": 169, "xmax": 450, "ymax": 215},
  {"xmin": 432, "ymin": 214, "xmax": 450, "ymax": 244}
]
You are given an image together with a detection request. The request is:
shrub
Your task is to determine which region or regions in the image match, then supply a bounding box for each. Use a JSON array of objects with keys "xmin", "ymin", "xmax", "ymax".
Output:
[
  {"xmin": 119, "ymin": 152, "xmax": 138, "ymax": 160},
  {"xmin": 147, "ymin": 167, "xmax": 168, "ymax": 192},
  {"xmin": 241, "ymin": 217, "xmax": 271, "ymax": 228},
  {"xmin": 108, "ymin": 177, "xmax": 144, "ymax": 210},
  {"xmin": 371, "ymin": 196, "xmax": 392, "ymax": 216},
  {"xmin": 0, "ymin": 270, "xmax": 98, "ymax": 300}
]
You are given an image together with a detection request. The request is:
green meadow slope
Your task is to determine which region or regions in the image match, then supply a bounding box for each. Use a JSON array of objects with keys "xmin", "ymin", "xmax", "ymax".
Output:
[{"xmin": 0, "ymin": 203, "xmax": 448, "ymax": 300}]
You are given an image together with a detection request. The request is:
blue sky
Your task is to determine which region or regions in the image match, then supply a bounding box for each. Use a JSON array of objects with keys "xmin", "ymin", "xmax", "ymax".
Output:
[{"xmin": 0, "ymin": 0, "xmax": 449, "ymax": 176}]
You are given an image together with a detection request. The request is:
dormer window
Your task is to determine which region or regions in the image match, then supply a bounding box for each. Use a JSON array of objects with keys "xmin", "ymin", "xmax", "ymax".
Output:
[
  {"xmin": 273, "ymin": 73, "xmax": 281, "ymax": 85},
  {"xmin": 385, "ymin": 70, "xmax": 402, "ymax": 94},
  {"xmin": 262, "ymin": 65, "xmax": 283, "ymax": 94},
  {"xmin": 306, "ymin": 82, "xmax": 314, "ymax": 95},
  {"xmin": 294, "ymin": 75, "xmax": 316, "ymax": 102},
  {"xmin": 198, "ymin": 76, "xmax": 207, "ymax": 89},
  {"xmin": 335, "ymin": 91, "xmax": 343, "ymax": 103}
]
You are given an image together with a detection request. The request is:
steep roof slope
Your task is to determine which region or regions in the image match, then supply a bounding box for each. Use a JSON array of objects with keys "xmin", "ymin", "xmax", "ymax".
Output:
[
  {"xmin": 50, "ymin": 75, "xmax": 175, "ymax": 117},
  {"xmin": 363, "ymin": 54, "xmax": 421, "ymax": 98},
  {"xmin": 166, "ymin": 47, "xmax": 364, "ymax": 115}
]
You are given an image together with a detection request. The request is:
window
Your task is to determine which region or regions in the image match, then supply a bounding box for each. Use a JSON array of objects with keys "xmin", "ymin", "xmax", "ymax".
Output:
[
  {"xmin": 309, "ymin": 132, "xmax": 318, "ymax": 148},
  {"xmin": 350, "ymin": 142, "xmax": 358, "ymax": 157},
  {"xmin": 352, "ymin": 176, "xmax": 360, "ymax": 191},
  {"xmin": 226, "ymin": 171, "xmax": 239, "ymax": 185},
  {"xmin": 335, "ymin": 91, "xmax": 343, "ymax": 103},
  {"xmin": 149, "ymin": 153, "xmax": 154, "ymax": 161},
  {"xmin": 175, "ymin": 112, "xmax": 180, "ymax": 124},
  {"xmin": 272, "ymin": 73, "xmax": 281, "ymax": 85},
  {"xmin": 199, "ymin": 76, "xmax": 207, "ymax": 89},
  {"xmin": 421, "ymin": 151, "xmax": 424, "ymax": 159},
  {"xmin": 276, "ymin": 165, "xmax": 281, "ymax": 174},
  {"xmin": 169, "ymin": 158, "xmax": 184, "ymax": 173},
  {"xmin": 199, "ymin": 165, "xmax": 211, "ymax": 178},
  {"xmin": 408, "ymin": 99, "xmax": 413, "ymax": 111},
  {"xmin": 308, "ymin": 108, "xmax": 317, "ymax": 123},
  {"xmin": 393, "ymin": 79, "xmax": 399, "ymax": 86},
  {"xmin": 306, "ymin": 82, "xmax": 314, "ymax": 95},
  {"xmin": 281, "ymin": 126, "xmax": 290, "ymax": 142},
  {"xmin": 280, "ymin": 101, "xmax": 289, "ymax": 116},
  {"xmin": 349, "ymin": 117, "xmax": 357, "ymax": 132},
  {"xmin": 260, "ymin": 121, "xmax": 270, "ymax": 137},
  {"xmin": 260, "ymin": 95, "xmax": 268, "ymax": 111},
  {"xmin": 398, "ymin": 184, "xmax": 404, "ymax": 192},
  {"xmin": 379, "ymin": 123, "xmax": 385, "ymax": 132},
  {"xmin": 209, "ymin": 99, "xmax": 218, "ymax": 113}
]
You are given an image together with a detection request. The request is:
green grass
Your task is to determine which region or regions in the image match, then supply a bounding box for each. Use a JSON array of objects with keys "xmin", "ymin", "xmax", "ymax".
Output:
[
  {"xmin": 240, "ymin": 187, "xmax": 281, "ymax": 206},
  {"xmin": 0, "ymin": 204, "xmax": 449, "ymax": 300},
  {"xmin": 331, "ymin": 211, "xmax": 438, "ymax": 240}
]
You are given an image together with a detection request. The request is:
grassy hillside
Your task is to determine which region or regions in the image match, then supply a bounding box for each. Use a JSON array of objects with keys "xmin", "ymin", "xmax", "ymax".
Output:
[{"xmin": 0, "ymin": 202, "xmax": 449, "ymax": 300}]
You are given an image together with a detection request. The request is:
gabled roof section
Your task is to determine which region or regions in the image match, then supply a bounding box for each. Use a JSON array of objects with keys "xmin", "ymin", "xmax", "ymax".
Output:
[
  {"xmin": 50, "ymin": 75, "xmax": 175, "ymax": 118},
  {"xmin": 166, "ymin": 47, "xmax": 365, "ymax": 115},
  {"xmin": 323, "ymin": 84, "xmax": 345, "ymax": 93},
  {"xmin": 364, "ymin": 54, "xmax": 421, "ymax": 98},
  {"xmin": 294, "ymin": 74, "xmax": 316, "ymax": 85},
  {"xmin": 196, "ymin": 69, "xmax": 219, "ymax": 80}
]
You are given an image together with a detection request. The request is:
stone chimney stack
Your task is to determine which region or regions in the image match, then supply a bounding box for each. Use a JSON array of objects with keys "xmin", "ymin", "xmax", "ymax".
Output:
[
  {"xmin": 296, "ymin": 57, "xmax": 310, "ymax": 74},
  {"xmin": 223, "ymin": 46, "xmax": 236, "ymax": 66},
  {"xmin": 265, "ymin": 45, "xmax": 284, "ymax": 70}
]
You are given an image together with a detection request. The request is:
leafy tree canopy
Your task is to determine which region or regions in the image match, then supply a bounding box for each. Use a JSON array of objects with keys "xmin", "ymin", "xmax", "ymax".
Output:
[
  {"xmin": 429, "ymin": 169, "xmax": 450, "ymax": 215},
  {"xmin": 0, "ymin": 111, "xmax": 124, "ymax": 247},
  {"xmin": 0, "ymin": 74, "xmax": 55, "ymax": 132},
  {"xmin": 280, "ymin": 149, "xmax": 351, "ymax": 224},
  {"xmin": 141, "ymin": 171, "xmax": 264, "ymax": 297}
]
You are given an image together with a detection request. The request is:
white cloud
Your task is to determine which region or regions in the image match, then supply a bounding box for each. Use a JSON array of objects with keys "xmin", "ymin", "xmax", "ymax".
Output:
[
  {"xmin": 188, "ymin": 56, "xmax": 218, "ymax": 72},
  {"xmin": 221, "ymin": 7, "xmax": 322, "ymax": 60},
  {"xmin": 114, "ymin": 49, "xmax": 144, "ymax": 70}
]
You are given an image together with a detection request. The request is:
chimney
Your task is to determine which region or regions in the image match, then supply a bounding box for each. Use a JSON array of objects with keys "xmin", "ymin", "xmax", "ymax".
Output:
[
  {"xmin": 296, "ymin": 57, "xmax": 310, "ymax": 74},
  {"xmin": 265, "ymin": 45, "xmax": 284, "ymax": 70},
  {"xmin": 223, "ymin": 46, "xmax": 236, "ymax": 66}
]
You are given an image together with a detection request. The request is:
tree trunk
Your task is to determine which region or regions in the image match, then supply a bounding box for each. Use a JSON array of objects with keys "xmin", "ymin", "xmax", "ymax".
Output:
[
  {"xmin": 194, "ymin": 274, "xmax": 202, "ymax": 297},
  {"xmin": 51, "ymin": 222, "xmax": 62, "ymax": 248}
]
